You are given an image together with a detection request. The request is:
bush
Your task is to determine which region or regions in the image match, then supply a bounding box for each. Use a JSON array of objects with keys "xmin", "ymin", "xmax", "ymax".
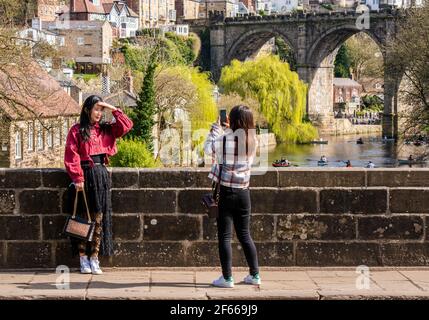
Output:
[
  {"xmin": 361, "ymin": 94, "xmax": 383, "ymax": 111},
  {"xmin": 110, "ymin": 138, "xmax": 161, "ymax": 168}
]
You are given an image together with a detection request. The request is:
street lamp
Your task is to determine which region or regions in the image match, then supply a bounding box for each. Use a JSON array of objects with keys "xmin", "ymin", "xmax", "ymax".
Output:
[{"xmin": 213, "ymin": 85, "xmax": 220, "ymax": 105}]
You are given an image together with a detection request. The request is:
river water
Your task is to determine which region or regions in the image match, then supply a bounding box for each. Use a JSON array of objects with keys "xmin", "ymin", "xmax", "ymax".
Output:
[{"xmin": 267, "ymin": 133, "xmax": 429, "ymax": 168}]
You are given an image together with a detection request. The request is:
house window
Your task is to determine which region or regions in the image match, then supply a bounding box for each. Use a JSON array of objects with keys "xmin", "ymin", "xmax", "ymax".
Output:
[
  {"xmin": 77, "ymin": 37, "xmax": 84, "ymax": 45},
  {"xmin": 56, "ymin": 37, "xmax": 65, "ymax": 46},
  {"xmin": 54, "ymin": 126, "xmax": 60, "ymax": 146},
  {"xmin": 15, "ymin": 131, "xmax": 22, "ymax": 160},
  {"xmin": 27, "ymin": 122, "xmax": 34, "ymax": 151},
  {"xmin": 62, "ymin": 119, "xmax": 69, "ymax": 144},
  {"xmin": 37, "ymin": 123, "xmax": 44, "ymax": 150},
  {"xmin": 47, "ymin": 128, "xmax": 53, "ymax": 148}
]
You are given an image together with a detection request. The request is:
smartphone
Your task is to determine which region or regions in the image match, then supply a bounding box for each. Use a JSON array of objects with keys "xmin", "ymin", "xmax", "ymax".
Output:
[{"xmin": 220, "ymin": 109, "xmax": 227, "ymax": 126}]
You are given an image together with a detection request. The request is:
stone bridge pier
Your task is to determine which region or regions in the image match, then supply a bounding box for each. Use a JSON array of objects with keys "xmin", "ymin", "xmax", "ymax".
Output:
[{"xmin": 205, "ymin": 10, "xmax": 405, "ymax": 138}]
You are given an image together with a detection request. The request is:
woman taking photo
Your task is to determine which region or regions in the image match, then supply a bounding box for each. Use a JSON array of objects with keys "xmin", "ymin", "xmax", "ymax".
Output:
[
  {"xmin": 64, "ymin": 95, "xmax": 133, "ymax": 274},
  {"xmin": 204, "ymin": 105, "xmax": 261, "ymax": 288}
]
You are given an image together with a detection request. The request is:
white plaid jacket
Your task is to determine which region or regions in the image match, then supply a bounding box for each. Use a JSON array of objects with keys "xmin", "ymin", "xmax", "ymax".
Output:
[{"xmin": 204, "ymin": 123, "xmax": 257, "ymax": 188}]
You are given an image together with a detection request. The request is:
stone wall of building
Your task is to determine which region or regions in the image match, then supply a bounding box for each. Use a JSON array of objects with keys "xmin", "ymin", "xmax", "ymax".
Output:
[
  {"xmin": 4, "ymin": 116, "xmax": 78, "ymax": 169},
  {"xmin": 319, "ymin": 119, "xmax": 382, "ymax": 136},
  {"xmin": 1, "ymin": 168, "xmax": 429, "ymax": 269}
]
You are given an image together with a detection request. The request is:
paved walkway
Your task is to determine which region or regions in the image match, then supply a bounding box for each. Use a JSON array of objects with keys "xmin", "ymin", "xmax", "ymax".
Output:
[{"xmin": 1, "ymin": 267, "xmax": 429, "ymax": 300}]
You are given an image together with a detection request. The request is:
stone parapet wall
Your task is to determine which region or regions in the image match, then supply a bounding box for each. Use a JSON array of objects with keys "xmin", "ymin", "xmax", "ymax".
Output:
[{"xmin": 0, "ymin": 167, "xmax": 428, "ymax": 269}]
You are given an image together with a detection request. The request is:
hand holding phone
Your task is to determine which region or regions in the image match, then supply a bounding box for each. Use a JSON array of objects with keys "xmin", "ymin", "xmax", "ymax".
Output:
[{"xmin": 220, "ymin": 109, "xmax": 228, "ymax": 128}]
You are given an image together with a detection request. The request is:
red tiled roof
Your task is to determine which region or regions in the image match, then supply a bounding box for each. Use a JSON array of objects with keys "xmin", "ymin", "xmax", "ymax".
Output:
[
  {"xmin": 127, "ymin": 6, "xmax": 139, "ymax": 17},
  {"xmin": 71, "ymin": 0, "xmax": 139, "ymax": 17},
  {"xmin": 71, "ymin": 0, "xmax": 107, "ymax": 14},
  {"xmin": 102, "ymin": 2, "xmax": 115, "ymax": 13},
  {"xmin": 0, "ymin": 62, "xmax": 81, "ymax": 120}
]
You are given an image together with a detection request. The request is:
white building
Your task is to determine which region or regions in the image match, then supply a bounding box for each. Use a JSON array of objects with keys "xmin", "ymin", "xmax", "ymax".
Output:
[
  {"xmin": 360, "ymin": 0, "xmax": 379, "ymax": 10},
  {"xmin": 270, "ymin": 0, "xmax": 299, "ymax": 13},
  {"xmin": 161, "ymin": 24, "xmax": 190, "ymax": 36},
  {"xmin": 104, "ymin": 1, "xmax": 139, "ymax": 38},
  {"xmin": 18, "ymin": 27, "xmax": 64, "ymax": 48},
  {"xmin": 379, "ymin": 0, "xmax": 424, "ymax": 7},
  {"xmin": 256, "ymin": 0, "xmax": 272, "ymax": 13}
]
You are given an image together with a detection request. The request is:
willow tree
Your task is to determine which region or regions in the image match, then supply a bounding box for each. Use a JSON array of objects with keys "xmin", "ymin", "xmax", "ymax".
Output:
[
  {"xmin": 219, "ymin": 55, "xmax": 317, "ymax": 143},
  {"xmin": 154, "ymin": 65, "xmax": 217, "ymax": 164}
]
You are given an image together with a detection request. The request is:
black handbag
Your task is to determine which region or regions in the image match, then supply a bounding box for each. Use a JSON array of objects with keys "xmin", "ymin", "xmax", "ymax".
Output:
[
  {"xmin": 201, "ymin": 136, "xmax": 226, "ymax": 219},
  {"xmin": 63, "ymin": 184, "xmax": 95, "ymax": 241}
]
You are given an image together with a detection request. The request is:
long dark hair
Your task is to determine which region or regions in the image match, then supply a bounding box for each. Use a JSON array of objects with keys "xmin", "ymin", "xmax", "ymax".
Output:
[
  {"xmin": 79, "ymin": 95, "xmax": 109, "ymax": 141},
  {"xmin": 228, "ymin": 105, "xmax": 257, "ymax": 157}
]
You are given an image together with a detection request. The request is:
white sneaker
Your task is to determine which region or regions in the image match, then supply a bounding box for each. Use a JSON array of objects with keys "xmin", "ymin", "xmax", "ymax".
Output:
[
  {"xmin": 212, "ymin": 275, "xmax": 234, "ymax": 288},
  {"xmin": 80, "ymin": 255, "xmax": 91, "ymax": 274},
  {"xmin": 243, "ymin": 274, "xmax": 261, "ymax": 285},
  {"xmin": 89, "ymin": 257, "xmax": 103, "ymax": 275}
]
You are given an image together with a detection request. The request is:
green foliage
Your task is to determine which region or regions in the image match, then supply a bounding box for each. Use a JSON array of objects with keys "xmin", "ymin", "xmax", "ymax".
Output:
[
  {"xmin": 109, "ymin": 138, "xmax": 161, "ymax": 168},
  {"xmin": 345, "ymin": 33, "xmax": 384, "ymax": 80},
  {"xmin": 334, "ymin": 44, "xmax": 351, "ymax": 78},
  {"xmin": 164, "ymin": 32, "xmax": 198, "ymax": 65},
  {"xmin": 122, "ymin": 43, "xmax": 149, "ymax": 72},
  {"xmin": 274, "ymin": 37, "xmax": 296, "ymax": 71},
  {"xmin": 320, "ymin": 3, "xmax": 333, "ymax": 10},
  {"xmin": 123, "ymin": 32, "xmax": 198, "ymax": 71},
  {"xmin": 73, "ymin": 73, "xmax": 98, "ymax": 83},
  {"xmin": 219, "ymin": 55, "xmax": 318, "ymax": 144},
  {"xmin": 65, "ymin": 59, "xmax": 76, "ymax": 69},
  {"xmin": 187, "ymin": 68, "xmax": 218, "ymax": 139},
  {"xmin": 128, "ymin": 52, "xmax": 157, "ymax": 151},
  {"xmin": 159, "ymin": 65, "xmax": 218, "ymax": 151},
  {"xmin": 196, "ymin": 28, "xmax": 211, "ymax": 71},
  {"xmin": 361, "ymin": 95, "xmax": 383, "ymax": 111}
]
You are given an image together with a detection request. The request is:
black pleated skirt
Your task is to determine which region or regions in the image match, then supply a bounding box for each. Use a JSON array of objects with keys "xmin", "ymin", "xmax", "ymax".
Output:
[{"xmin": 68, "ymin": 160, "xmax": 114, "ymax": 257}]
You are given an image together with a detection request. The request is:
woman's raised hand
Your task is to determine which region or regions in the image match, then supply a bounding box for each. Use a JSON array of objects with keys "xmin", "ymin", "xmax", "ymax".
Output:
[{"xmin": 96, "ymin": 101, "xmax": 117, "ymax": 112}]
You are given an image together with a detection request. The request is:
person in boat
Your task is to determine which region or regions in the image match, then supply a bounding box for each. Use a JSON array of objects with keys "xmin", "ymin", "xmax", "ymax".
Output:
[
  {"xmin": 366, "ymin": 161, "xmax": 375, "ymax": 168},
  {"xmin": 320, "ymin": 155, "xmax": 327, "ymax": 163},
  {"xmin": 357, "ymin": 138, "xmax": 364, "ymax": 144},
  {"xmin": 408, "ymin": 155, "xmax": 414, "ymax": 161},
  {"xmin": 346, "ymin": 160, "xmax": 352, "ymax": 167},
  {"xmin": 280, "ymin": 157, "xmax": 290, "ymax": 165}
]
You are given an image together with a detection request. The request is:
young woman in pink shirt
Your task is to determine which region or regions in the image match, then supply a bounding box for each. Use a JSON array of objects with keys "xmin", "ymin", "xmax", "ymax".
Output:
[{"xmin": 64, "ymin": 95, "xmax": 133, "ymax": 274}]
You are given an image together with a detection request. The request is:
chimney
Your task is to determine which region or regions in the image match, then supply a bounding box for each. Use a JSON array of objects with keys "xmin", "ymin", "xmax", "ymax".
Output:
[{"xmin": 101, "ymin": 68, "xmax": 111, "ymax": 95}]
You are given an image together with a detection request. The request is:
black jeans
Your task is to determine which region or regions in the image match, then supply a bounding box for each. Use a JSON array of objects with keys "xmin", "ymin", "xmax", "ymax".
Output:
[{"xmin": 217, "ymin": 185, "xmax": 259, "ymax": 279}]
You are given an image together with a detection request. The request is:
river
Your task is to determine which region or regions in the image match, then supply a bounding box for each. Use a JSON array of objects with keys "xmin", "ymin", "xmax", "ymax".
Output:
[{"xmin": 267, "ymin": 133, "xmax": 429, "ymax": 168}]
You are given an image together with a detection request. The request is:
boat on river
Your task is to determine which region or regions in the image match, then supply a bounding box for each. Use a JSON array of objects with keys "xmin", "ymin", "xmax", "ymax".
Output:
[
  {"xmin": 398, "ymin": 159, "xmax": 427, "ymax": 165},
  {"xmin": 272, "ymin": 158, "xmax": 293, "ymax": 167},
  {"xmin": 309, "ymin": 139, "xmax": 328, "ymax": 144}
]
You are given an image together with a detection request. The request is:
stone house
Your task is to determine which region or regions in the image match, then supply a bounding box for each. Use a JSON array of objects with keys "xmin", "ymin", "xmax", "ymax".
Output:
[
  {"xmin": 0, "ymin": 62, "xmax": 81, "ymax": 168},
  {"xmin": 34, "ymin": 0, "xmax": 68, "ymax": 21},
  {"xmin": 126, "ymin": 0, "xmax": 176, "ymax": 28},
  {"xmin": 198, "ymin": 0, "xmax": 238, "ymax": 18},
  {"xmin": 175, "ymin": 0, "xmax": 200, "ymax": 20},
  {"xmin": 43, "ymin": 20, "xmax": 113, "ymax": 74}
]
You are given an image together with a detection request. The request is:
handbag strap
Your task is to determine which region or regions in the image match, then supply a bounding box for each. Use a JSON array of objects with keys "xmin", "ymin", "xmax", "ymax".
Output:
[
  {"xmin": 72, "ymin": 186, "xmax": 92, "ymax": 222},
  {"xmin": 214, "ymin": 136, "xmax": 226, "ymax": 204}
]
